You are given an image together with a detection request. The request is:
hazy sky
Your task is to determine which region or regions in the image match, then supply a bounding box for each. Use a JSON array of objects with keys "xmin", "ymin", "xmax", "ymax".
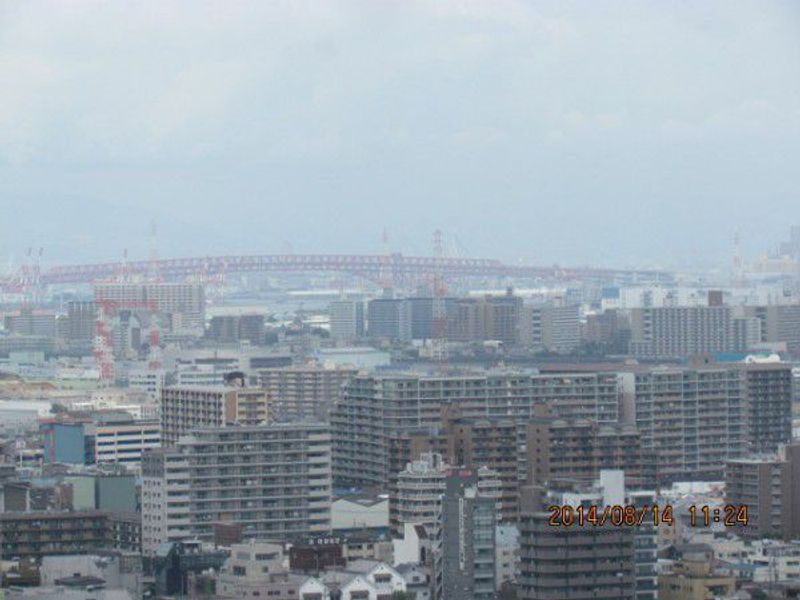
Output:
[{"xmin": 2, "ymin": 1, "xmax": 799, "ymax": 270}]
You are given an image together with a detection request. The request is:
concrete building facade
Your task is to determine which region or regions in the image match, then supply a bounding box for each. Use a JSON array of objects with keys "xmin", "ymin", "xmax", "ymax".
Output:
[
  {"xmin": 258, "ymin": 365, "xmax": 358, "ymax": 420},
  {"xmin": 160, "ymin": 383, "xmax": 270, "ymax": 445},
  {"xmin": 142, "ymin": 422, "xmax": 332, "ymax": 552}
]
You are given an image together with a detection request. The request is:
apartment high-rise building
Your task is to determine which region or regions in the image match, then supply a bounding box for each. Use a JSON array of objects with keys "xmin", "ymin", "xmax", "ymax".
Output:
[
  {"xmin": 332, "ymin": 371, "xmax": 622, "ymax": 488},
  {"xmin": 629, "ymin": 488, "xmax": 658, "ymax": 600},
  {"xmin": 208, "ymin": 314, "xmax": 265, "ymax": 345},
  {"xmin": 732, "ymin": 316, "xmax": 763, "ymax": 351},
  {"xmin": 628, "ymin": 306, "xmax": 734, "ymax": 358},
  {"xmin": 525, "ymin": 407, "xmax": 656, "ymax": 490},
  {"xmin": 3, "ymin": 307, "xmax": 56, "ymax": 337},
  {"xmin": 94, "ymin": 282, "xmax": 206, "ymax": 334},
  {"xmin": 520, "ymin": 304, "xmax": 581, "ymax": 354},
  {"xmin": 141, "ymin": 448, "xmax": 192, "ymax": 557},
  {"xmin": 724, "ymin": 442, "xmax": 800, "ymax": 541},
  {"xmin": 393, "ymin": 452, "xmax": 500, "ymax": 539},
  {"xmin": 388, "ymin": 412, "xmax": 519, "ymax": 526},
  {"xmin": 742, "ymin": 363, "xmax": 793, "ymax": 454},
  {"xmin": 367, "ymin": 298, "xmax": 411, "ymax": 341},
  {"xmin": 329, "ymin": 300, "xmax": 365, "ymax": 344},
  {"xmin": 435, "ymin": 470, "xmax": 498, "ymax": 600},
  {"xmin": 531, "ymin": 360, "xmax": 792, "ymax": 484},
  {"xmin": 741, "ymin": 304, "xmax": 800, "ymax": 354},
  {"xmin": 161, "ymin": 381, "xmax": 270, "ymax": 445},
  {"xmin": 408, "ymin": 297, "xmax": 436, "ymax": 340},
  {"xmin": 481, "ymin": 291, "xmax": 523, "ymax": 346},
  {"xmin": 66, "ymin": 300, "xmax": 97, "ymax": 343},
  {"xmin": 629, "ymin": 365, "xmax": 747, "ymax": 484},
  {"xmin": 584, "ymin": 309, "xmax": 632, "ymax": 355},
  {"xmin": 517, "ymin": 472, "xmax": 643, "ymax": 600},
  {"xmin": 444, "ymin": 292, "xmax": 523, "ymax": 346},
  {"xmin": 0, "ymin": 511, "xmax": 124, "ymax": 560},
  {"xmin": 445, "ymin": 298, "xmax": 483, "ymax": 342},
  {"xmin": 258, "ymin": 364, "xmax": 358, "ymax": 420},
  {"xmin": 141, "ymin": 422, "xmax": 332, "ymax": 553}
]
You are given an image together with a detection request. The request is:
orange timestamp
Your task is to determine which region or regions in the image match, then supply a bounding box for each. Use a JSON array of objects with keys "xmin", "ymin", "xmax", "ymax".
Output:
[{"xmin": 548, "ymin": 504, "xmax": 749, "ymax": 528}]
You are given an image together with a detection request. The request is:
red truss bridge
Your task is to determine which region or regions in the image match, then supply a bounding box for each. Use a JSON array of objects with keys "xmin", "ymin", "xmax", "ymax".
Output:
[{"xmin": 1, "ymin": 253, "xmax": 672, "ymax": 291}]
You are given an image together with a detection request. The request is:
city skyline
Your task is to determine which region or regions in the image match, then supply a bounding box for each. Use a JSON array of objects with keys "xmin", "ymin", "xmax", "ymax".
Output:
[
  {"xmin": 1, "ymin": 4, "xmax": 800, "ymax": 598},
  {"xmin": 2, "ymin": 1, "xmax": 799, "ymax": 269}
]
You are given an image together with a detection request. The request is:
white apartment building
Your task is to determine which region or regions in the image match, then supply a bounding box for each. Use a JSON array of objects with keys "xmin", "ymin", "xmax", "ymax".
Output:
[
  {"xmin": 141, "ymin": 422, "xmax": 332, "ymax": 552},
  {"xmin": 141, "ymin": 448, "xmax": 192, "ymax": 557}
]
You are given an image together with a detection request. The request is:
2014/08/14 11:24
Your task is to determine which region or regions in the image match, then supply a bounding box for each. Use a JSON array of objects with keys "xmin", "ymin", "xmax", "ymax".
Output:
[{"xmin": 548, "ymin": 504, "xmax": 749, "ymax": 528}]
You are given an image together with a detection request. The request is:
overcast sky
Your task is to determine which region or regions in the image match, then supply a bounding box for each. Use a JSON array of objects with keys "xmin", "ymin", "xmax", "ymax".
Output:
[{"xmin": 1, "ymin": 1, "xmax": 799, "ymax": 270}]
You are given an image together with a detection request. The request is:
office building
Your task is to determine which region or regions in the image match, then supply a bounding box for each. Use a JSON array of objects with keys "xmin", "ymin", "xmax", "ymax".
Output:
[
  {"xmin": 160, "ymin": 381, "xmax": 270, "ymax": 445},
  {"xmin": 329, "ymin": 300, "xmax": 365, "ymax": 344},
  {"xmin": 436, "ymin": 470, "xmax": 498, "ymax": 600},
  {"xmin": 258, "ymin": 364, "xmax": 358, "ymax": 419}
]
